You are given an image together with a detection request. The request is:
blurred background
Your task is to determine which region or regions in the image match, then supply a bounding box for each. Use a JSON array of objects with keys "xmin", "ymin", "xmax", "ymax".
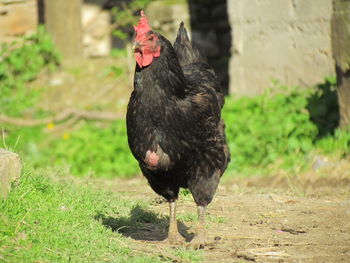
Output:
[{"xmin": 1, "ymin": 0, "xmax": 349, "ymax": 181}]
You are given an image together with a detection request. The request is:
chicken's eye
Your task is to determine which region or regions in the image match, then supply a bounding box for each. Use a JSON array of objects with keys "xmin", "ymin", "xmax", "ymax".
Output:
[{"xmin": 148, "ymin": 36, "xmax": 154, "ymax": 41}]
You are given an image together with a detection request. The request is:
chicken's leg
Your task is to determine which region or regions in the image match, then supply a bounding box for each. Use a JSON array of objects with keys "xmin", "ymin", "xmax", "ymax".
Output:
[
  {"xmin": 189, "ymin": 205, "xmax": 206, "ymax": 249},
  {"xmin": 164, "ymin": 201, "xmax": 185, "ymax": 245}
]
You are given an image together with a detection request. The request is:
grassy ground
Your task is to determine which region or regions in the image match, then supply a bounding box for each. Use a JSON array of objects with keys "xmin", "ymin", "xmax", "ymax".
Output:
[
  {"xmin": 0, "ymin": 168, "xmax": 202, "ymax": 263},
  {"xmin": 2, "ymin": 164, "xmax": 349, "ymax": 263}
]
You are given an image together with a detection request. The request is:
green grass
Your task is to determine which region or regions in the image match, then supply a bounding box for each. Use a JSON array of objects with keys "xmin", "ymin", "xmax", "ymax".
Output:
[
  {"xmin": 4, "ymin": 120, "xmax": 140, "ymax": 178},
  {"xmin": 4, "ymin": 80, "xmax": 350, "ymax": 179},
  {"xmin": 0, "ymin": 168, "xmax": 202, "ymax": 262},
  {"xmin": 177, "ymin": 213, "xmax": 197, "ymax": 223},
  {"xmin": 177, "ymin": 212, "xmax": 228, "ymax": 225}
]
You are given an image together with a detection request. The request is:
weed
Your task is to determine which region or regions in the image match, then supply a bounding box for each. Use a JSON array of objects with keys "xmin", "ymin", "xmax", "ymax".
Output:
[
  {"xmin": 208, "ymin": 216, "xmax": 229, "ymax": 224},
  {"xmin": 223, "ymin": 79, "xmax": 350, "ymax": 176},
  {"xmin": 223, "ymin": 87, "xmax": 318, "ymax": 174},
  {"xmin": 3, "ymin": 80, "xmax": 350, "ymax": 178},
  {"xmin": 0, "ymin": 26, "xmax": 59, "ymax": 117},
  {"xmin": 173, "ymin": 247, "xmax": 203, "ymax": 262},
  {"xmin": 316, "ymin": 128, "xmax": 350, "ymax": 156},
  {"xmin": 178, "ymin": 212, "xmax": 197, "ymax": 222},
  {"xmin": 4, "ymin": 121, "xmax": 139, "ymax": 178},
  {"xmin": 1, "ymin": 29, "xmax": 349, "ymax": 179}
]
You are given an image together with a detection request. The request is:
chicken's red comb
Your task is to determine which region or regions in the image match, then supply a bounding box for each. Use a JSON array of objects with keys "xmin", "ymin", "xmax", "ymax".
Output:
[{"xmin": 134, "ymin": 11, "xmax": 152, "ymax": 40}]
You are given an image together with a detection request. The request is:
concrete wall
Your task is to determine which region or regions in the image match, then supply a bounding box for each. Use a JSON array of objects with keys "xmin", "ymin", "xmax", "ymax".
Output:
[{"xmin": 228, "ymin": 0, "xmax": 335, "ymax": 96}]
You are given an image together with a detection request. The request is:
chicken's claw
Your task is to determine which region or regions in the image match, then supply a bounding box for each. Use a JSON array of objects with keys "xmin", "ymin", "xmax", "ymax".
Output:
[
  {"xmin": 162, "ymin": 233, "xmax": 186, "ymax": 246},
  {"xmin": 188, "ymin": 230, "xmax": 206, "ymax": 249}
]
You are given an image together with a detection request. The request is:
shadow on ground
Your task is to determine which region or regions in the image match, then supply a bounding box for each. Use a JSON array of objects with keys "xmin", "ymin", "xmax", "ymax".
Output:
[{"xmin": 94, "ymin": 205, "xmax": 193, "ymax": 242}]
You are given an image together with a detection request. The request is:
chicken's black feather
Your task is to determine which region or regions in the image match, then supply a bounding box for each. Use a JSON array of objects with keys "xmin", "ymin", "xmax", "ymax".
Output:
[{"xmin": 126, "ymin": 23, "xmax": 230, "ymax": 206}]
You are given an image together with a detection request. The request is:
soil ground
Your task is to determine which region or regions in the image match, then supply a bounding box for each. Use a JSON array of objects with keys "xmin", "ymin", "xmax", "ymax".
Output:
[
  {"xmin": 32, "ymin": 58, "xmax": 350, "ymax": 262},
  {"xmin": 91, "ymin": 174, "xmax": 350, "ymax": 263}
]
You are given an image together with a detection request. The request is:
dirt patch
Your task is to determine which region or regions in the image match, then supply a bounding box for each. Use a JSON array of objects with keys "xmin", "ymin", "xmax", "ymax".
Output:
[{"xmin": 92, "ymin": 174, "xmax": 350, "ymax": 263}]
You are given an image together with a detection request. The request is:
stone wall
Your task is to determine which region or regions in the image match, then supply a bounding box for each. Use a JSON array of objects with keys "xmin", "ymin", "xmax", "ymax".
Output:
[
  {"xmin": 145, "ymin": 0, "xmax": 190, "ymax": 43},
  {"xmin": 0, "ymin": 0, "xmax": 111, "ymax": 57},
  {"xmin": 82, "ymin": 1, "xmax": 111, "ymax": 57},
  {"xmin": 0, "ymin": 0, "xmax": 38, "ymax": 42},
  {"xmin": 228, "ymin": 0, "xmax": 335, "ymax": 96}
]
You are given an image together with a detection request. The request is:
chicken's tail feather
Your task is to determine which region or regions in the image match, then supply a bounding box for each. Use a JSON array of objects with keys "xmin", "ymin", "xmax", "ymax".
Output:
[
  {"xmin": 177, "ymin": 22, "xmax": 190, "ymax": 42},
  {"xmin": 174, "ymin": 22, "xmax": 203, "ymax": 67}
]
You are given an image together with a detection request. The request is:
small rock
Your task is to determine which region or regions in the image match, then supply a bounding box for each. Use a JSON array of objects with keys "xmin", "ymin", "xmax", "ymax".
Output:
[
  {"xmin": 49, "ymin": 77, "xmax": 64, "ymax": 86},
  {"xmin": 312, "ymin": 155, "xmax": 329, "ymax": 171},
  {"xmin": 268, "ymin": 193, "xmax": 283, "ymax": 203},
  {"xmin": 0, "ymin": 149, "xmax": 22, "ymax": 199},
  {"xmin": 59, "ymin": 205, "xmax": 70, "ymax": 211}
]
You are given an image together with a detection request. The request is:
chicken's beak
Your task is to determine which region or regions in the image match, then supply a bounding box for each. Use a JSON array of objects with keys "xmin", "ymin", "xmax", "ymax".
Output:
[{"xmin": 132, "ymin": 41, "xmax": 142, "ymax": 51}]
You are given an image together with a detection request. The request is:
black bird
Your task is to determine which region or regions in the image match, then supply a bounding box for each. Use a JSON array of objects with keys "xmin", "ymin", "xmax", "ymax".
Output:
[{"xmin": 126, "ymin": 11, "xmax": 230, "ymax": 248}]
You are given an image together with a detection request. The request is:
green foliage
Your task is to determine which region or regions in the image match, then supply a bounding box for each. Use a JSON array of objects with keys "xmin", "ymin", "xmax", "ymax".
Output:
[
  {"xmin": 46, "ymin": 121, "xmax": 139, "ymax": 177},
  {"xmin": 111, "ymin": 48, "xmax": 128, "ymax": 58},
  {"xmin": 0, "ymin": 26, "xmax": 60, "ymax": 117},
  {"xmin": 1, "ymin": 168, "xmax": 200, "ymax": 262},
  {"xmin": 5, "ymin": 121, "xmax": 140, "ymax": 178},
  {"xmin": 223, "ymin": 88, "xmax": 319, "ymax": 173},
  {"xmin": 222, "ymin": 79, "xmax": 350, "ymax": 175},
  {"xmin": 3, "ymin": 79, "xmax": 350, "ymax": 178},
  {"xmin": 105, "ymin": 65, "xmax": 124, "ymax": 78},
  {"xmin": 316, "ymin": 129, "xmax": 350, "ymax": 156},
  {"xmin": 2, "ymin": 125, "xmax": 46, "ymax": 164}
]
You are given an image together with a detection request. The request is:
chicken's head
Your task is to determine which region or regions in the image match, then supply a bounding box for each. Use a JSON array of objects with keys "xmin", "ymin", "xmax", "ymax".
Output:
[{"xmin": 133, "ymin": 11, "xmax": 160, "ymax": 68}]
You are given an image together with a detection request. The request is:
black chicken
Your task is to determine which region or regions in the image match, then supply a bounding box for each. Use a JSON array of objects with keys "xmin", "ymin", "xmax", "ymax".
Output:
[{"xmin": 126, "ymin": 11, "xmax": 230, "ymax": 247}]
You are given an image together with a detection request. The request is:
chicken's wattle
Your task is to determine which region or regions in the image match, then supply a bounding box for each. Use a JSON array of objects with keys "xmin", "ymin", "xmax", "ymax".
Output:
[{"xmin": 134, "ymin": 49, "xmax": 154, "ymax": 68}]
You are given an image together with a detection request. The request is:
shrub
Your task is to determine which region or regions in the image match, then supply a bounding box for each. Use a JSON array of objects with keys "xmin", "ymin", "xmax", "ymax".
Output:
[
  {"xmin": 4, "ymin": 121, "xmax": 139, "ymax": 178},
  {"xmin": 5, "ymin": 83, "xmax": 350, "ymax": 178},
  {"xmin": 0, "ymin": 26, "xmax": 60, "ymax": 117},
  {"xmin": 44, "ymin": 121, "xmax": 139, "ymax": 178},
  {"xmin": 223, "ymin": 88, "xmax": 319, "ymax": 173}
]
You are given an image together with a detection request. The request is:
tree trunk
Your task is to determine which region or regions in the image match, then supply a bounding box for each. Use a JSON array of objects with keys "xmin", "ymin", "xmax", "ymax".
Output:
[
  {"xmin": 332, "ymin": 0, "xmax": 350, "ymax": 128},
  {"xmin": 44, "ymin": 0, "xmax": 83, "ymax": 61}
]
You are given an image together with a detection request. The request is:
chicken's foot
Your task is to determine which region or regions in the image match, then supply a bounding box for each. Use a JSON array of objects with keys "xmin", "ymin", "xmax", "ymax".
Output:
[
  {"xmin": 163, "ymin": 201, "xmax": 186, "ymax": 246},
  {"xmin": 188, "ymin": 205, "xmax": 206, "ymax": 249}
]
